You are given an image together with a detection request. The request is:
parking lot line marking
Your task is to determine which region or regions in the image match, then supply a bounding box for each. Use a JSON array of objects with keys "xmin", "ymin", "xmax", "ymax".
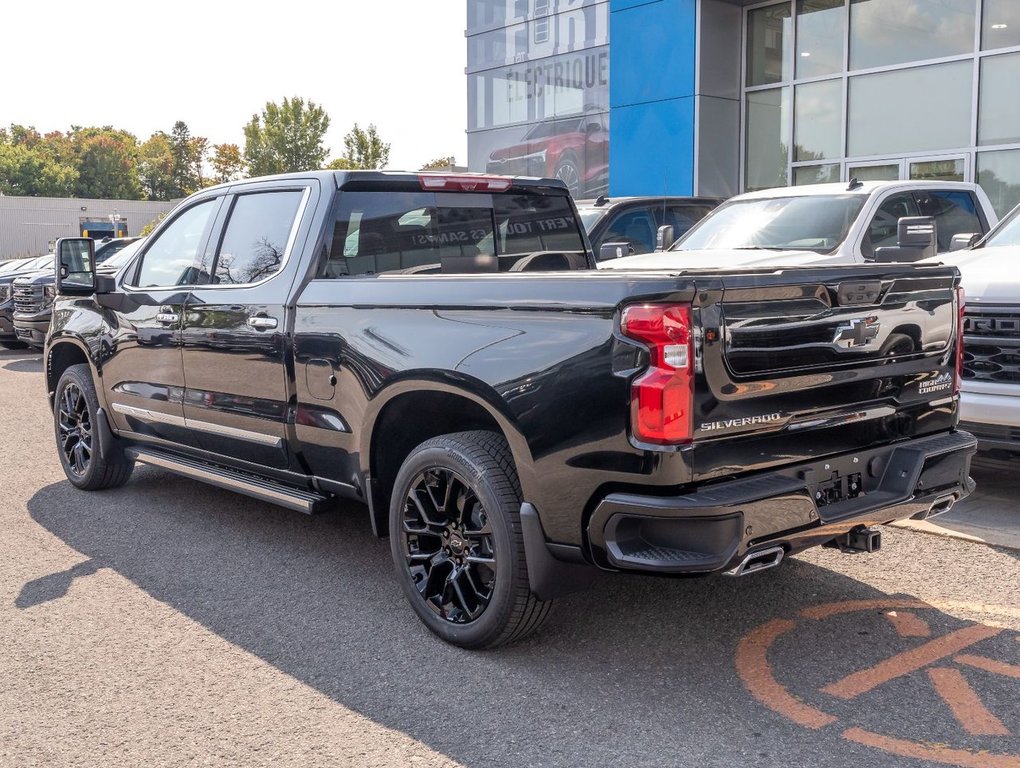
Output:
[
  {"xmin": 734, "ymin": 619, "xmax": 838, "ymax": 730},
  {"xmin": 822, "ymin": 624, "xmax": 1003, "ymax": 700},
  {"xmin": 842, "ymin": 727, "xmax": 1020, "ymax": 768},
  {"xmin": 885, "ymin": 610, "xmax": 931, "ymax": 638},
  {"xmin": 801, "ymin": 598, "xmax": 930, "ymax": 620},
  {"xmin": 927, "ymin": 667, "xmax": 1010, "ymax": 736},
  {"xmin": 955, "ymin": 654, "xmax": 1020, "ymax": 680}
]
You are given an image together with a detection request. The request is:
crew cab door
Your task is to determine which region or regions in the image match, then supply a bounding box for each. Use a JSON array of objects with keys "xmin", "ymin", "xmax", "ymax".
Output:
[
  {"xmin": 103, "ymin": 197, "xmax": 223, "ymax": 446},
  {"xmin": 180, "ymin": 180, "xmax": 316, "ymax": 469}
]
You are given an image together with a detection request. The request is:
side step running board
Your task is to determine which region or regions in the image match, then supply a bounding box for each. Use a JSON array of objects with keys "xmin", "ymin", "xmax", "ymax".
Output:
[{"xmin": 125, "ymin": 447, "xmax": 332, "ymax": 514}]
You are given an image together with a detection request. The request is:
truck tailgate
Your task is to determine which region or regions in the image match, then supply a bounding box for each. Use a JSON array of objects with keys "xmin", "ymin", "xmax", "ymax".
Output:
[{"xmin": 691, "ymin": 265, "xmax": 961, "ymax": 482}]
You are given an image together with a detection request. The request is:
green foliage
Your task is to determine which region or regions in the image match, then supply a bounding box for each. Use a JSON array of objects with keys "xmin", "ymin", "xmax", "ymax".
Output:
[
  {"xmin": 137, "ymin": 133, "xmax": 175, "ymax": 200},
  {"xmin": 67, "ymin": 127, "xmax": 142, "ymax": 199},
  {"xmin": 0, "ymin": 125, "xmax": 77, "ymax": 196},
  {"xmin": 243, "ymin": 97, "xmax": 330, "ymax": 176},
  {"xmin": 210, "ymin": 143, "xmax": 246, "ymax": 184},
  {"xmin": 169, "ymin": 121, "xmax": 207, "ymax": 195},
  {"xmin": 140, "ymin": 212, "xmax": 168, "ymax": 236},
  {"xmin": 419, "ymin": 156, "xmax": 457, "ymax": 171},
  {"xmin": 331, "ymin": 123, "xmax": 390, "ymax": 170}
]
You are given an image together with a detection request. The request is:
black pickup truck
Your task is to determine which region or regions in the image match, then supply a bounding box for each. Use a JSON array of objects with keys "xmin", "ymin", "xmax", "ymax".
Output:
[{"xmin": 45, "ymin": 171, "xmax": 975, "ymax": 648}]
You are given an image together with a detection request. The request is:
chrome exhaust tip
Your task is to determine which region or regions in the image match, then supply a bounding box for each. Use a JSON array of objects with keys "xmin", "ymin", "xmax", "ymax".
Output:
[
  {"xmin": 723, "ymin": 545, "xmax": 785, "ymax": 577},
  {"xmin": 928, "ymin": 494, "xmax": 956, "ymax": 518}
]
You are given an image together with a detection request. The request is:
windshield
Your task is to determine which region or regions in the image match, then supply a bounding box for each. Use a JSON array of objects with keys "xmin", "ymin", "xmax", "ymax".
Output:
[
  {"xmin": 673, "ymin": 195, "xmax": 868, "ymax": 253},
  {"xmin": 101, "ymin": 240, "xmax": 143, "ymax": 271},
  {"xmin": 984, "ymin": 203, "xmax": 1020, "ymax": 248},
  {"xmin": 577, "ymin": 208, "xmax": 607, "ymax": 232},
  {"xmin": 7, "ymin": 255, "xmax": 52, "ymax": 273}
]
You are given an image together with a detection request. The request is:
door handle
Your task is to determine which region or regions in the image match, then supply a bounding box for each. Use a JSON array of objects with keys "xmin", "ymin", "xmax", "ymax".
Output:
[
  {"xmin": 156, "ymin": 312, "xmax": 179, "ymax": 324},
  {"xmin": 247, "ymin": 315, "xmax": 278, "ymax": 330}
]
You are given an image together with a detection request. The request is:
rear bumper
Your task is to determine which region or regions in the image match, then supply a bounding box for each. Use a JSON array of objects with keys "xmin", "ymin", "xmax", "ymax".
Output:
[{"xmin": 586, "ymin": 430, "xmax": 977, "ymax": 575}]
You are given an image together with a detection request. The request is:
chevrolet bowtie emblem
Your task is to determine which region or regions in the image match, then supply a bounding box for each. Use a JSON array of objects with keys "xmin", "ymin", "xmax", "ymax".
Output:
[{"xmin": 833, "ymin": 317, "xmax": 880, "ymax": 347}]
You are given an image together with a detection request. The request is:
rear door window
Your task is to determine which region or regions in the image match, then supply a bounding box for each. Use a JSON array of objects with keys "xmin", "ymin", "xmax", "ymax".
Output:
[
  {"xmin": 322, "ymin": 191, "xmax": 586, "ymax": 276},
  {"xmin": 212, "ymin": 190, "xmax": 305, "ymax": 285},
  {"xmin": 661, "ymin": 205, "xmax": 716, "ymax": 240}
]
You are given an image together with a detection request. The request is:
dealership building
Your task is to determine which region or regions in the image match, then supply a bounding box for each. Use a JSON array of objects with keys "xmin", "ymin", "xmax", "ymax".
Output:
[{"xmin": 466, "ymin": 0, "xmax": 1020, "ymax": 217}]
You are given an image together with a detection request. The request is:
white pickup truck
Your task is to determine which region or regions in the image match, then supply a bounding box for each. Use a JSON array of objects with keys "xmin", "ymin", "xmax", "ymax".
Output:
[
  {"xmin": 942, "ymin": 204, "xmax": 1020, "ymax": 455},
  {"xmin": 600, "ymin": 179, "xmax": 1011, "ymax": 454},
  {"xmin": 599, "ymin": 180, "xmax": 998, "ymax": 269}
]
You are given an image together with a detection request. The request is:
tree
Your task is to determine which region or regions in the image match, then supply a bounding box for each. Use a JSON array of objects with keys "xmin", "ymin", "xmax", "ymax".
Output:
[
  {"xmin": 137, "ymin": 133, "xmax": 176, "ymax": 200},
  {"xmin": 210, "ymin": 143, "xmax": 246, "ymax": 184},
  {"xmin": 0, "ymin": 142, "xmax": 77, "ymax": 196},
  {"xmin": 328, "ymin": 123, "xmax": 390, "ymax": 170},
  {"xmin": 169, "ymin": 121, "xmax": 207, "ymax": 195},
  {"xmin": 243, "ymin": 97, "xmax": 330, "ymax": 176},
  {"xmin": 419, "ymin": 156, "xmax": 457, "ymax": 171},
  {"xmin": 68, "ymin": 127, "xmax": 142, "ymax": 199}
]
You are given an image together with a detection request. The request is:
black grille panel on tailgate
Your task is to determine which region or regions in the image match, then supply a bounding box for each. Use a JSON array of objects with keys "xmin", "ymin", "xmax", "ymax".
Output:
[
  {"xmin": 12, "ymin": 284, "xmax": 44, "ymax": 315},
  {"xmin": 962, "ymin": 307, "xmax": 1020, "ymax": 383}
]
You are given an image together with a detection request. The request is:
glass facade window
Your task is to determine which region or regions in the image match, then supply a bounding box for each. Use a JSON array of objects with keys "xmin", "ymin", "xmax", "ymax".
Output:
[
  {"xmin": 848, "ymin": 163, "xmax": 900, "ymax": 181},
  {"xmin": 794, "ymin": 79, "xmax": 842, "ymax": 161},
  {"xmin": 847, "ymin": 62, "xmax": 972, "ymax": 157},
  {"xmin": 467, "ymin": 1, "xmax": 610, "ymax": 197},
  {"xmin": 746, "ymin": 88, "xmax": 791, "ymax": 191},
  {"xmin": 796, "ymin": 0, "xmax": 845, "ymax": 79},
  {"xmin": 982, "ymin": 0, "xmax": 1020, "ymax": 50},
  {"xmin": 793, "ymin": 164, "xmax": 841, "ymax": 185},
  {"xmin": 747, "ymin": 4, "xmax": 791, "ymax": 86},
  {"xmin": 979, "ymin": 53, "xmax": 1020, "ymax": 146},
  {"xmin": 977, "ymin": 150, "xmax": 1020, "ymax": 217},
  {"xmin": 849, "ymin": 0, "xmax": 976, "ymax": 71},
  {"xmin": 909, "ymin": 158, "xmax": 966, "ymax": 181}
]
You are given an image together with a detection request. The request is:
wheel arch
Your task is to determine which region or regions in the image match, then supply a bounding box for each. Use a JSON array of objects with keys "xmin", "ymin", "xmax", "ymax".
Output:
[
  {"xmin": 360, "ymin": 375, "xmax": 537, "ymax": 538},
  {"xmin": 46, "ymin": 336, "xmax": 99, "ymax": 405}
]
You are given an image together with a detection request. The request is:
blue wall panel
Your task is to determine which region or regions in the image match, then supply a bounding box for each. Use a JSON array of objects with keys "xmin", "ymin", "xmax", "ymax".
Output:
[
  {"xmin": 610, "ymin": 98, "xmax": 695, "ymax": 195},
  {"xmin": 609, "ymin": 0, "xmax": 698, "ymax": 195}
]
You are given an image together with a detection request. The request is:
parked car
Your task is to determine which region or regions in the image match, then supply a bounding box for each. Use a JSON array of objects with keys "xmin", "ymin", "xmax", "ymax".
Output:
[
  {"xmin": 576, "ymin": 195, "xmax": 721, "ymax": 261},
  {"xmin": 13, "ymin": 240, "xmax": 144, "ymax": 349},
  {"xmin": 599, "ymin": 181, "xmax": 998, "ymax": 270},
  {"xmin": 45, "ymin": 170, "xmax": 974, "ymax": 649},
  {"xmin": 485, "ymin": 110, "xmax": 608, "ymax": 197},
  {"xmin": 937, "ymin": 202, "xmax": 1020, "ymax": 455},
  {"xmin": 0, "ymin": 255, "xmax": 54, "ymax": 349}
]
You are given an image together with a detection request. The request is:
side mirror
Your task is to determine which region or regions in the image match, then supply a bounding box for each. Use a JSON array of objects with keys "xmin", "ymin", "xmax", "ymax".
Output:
[
  {"xmin": 949, "ymin": 232, "xmax": 981, "ymax": 251},
  {"xmin": 55, "ymin": 237, "xmax": 96, "ymax": 295},
  {"xmin": 599, "ymin": 242, "xmax": 635, "ymax": 261},
  {"xmin": 873, "ymin": 216, "xmax": 937, "ymax": 263},
  {"xmin": 655, "ymin": 225, "xmax": 675, "ymax": 252}
]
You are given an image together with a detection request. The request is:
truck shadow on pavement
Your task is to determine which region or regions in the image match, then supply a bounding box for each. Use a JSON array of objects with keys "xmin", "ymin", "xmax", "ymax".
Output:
[
  {"xmin": 3, "ymin": 357, "xmax": 43, "ymax": 373},
  {"xmin": 24, "ymin": 469, "xmax": 1020, "ymax": 767}
]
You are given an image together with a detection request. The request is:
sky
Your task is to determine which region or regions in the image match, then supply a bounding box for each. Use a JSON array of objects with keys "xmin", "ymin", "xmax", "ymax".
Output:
[{"xmin": 3, "ymin": 1, "xmax": 468, "ymax": 171}]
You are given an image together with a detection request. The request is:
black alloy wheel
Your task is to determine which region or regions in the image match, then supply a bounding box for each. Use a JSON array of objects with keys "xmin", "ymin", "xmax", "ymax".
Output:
[
  {"xmin": 400, "ymin": 466, "xmax": 497, "ymax": 624},
  {"xmin": 53, "ymin": 363, "xmax": 134, "ymax": 491},
  {"xmin": 389, "ymin": 431, "xmax": 552, "ymax": 649},
  {"xmin": 58, "ymin": 381, "xmax": 93, "ymax": 477}
]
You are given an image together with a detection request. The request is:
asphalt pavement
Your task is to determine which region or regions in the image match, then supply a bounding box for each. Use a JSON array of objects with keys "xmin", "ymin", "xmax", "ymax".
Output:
[{"xmin": 1, "ymin": 347, "xmax": 1018, "ymax": 768}]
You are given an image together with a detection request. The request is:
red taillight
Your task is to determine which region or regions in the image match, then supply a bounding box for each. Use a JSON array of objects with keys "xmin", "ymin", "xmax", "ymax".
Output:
[
  {"xmin": 955, "ymin": 285, "xmax": 965, "ymax": 395},
  {"xmin": 418, "ymin": 174, "xmax": 512, "ymax": 192},
  {"xmin": 621, "ymin": 304, "xmax": 695, "ymax": 445}
]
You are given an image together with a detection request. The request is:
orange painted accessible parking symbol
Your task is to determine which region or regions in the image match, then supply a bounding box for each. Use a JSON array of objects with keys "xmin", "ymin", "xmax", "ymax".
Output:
[{"xmin": 736, "ymin": 599, "xmax": 1020, "ymax": 767}]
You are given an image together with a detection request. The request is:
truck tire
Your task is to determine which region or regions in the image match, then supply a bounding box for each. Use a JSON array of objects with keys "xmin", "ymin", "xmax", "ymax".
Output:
[
  {"xmin": 389, "ymin": 430, "xmax": 552, "ymax": 649},
  {"xmin": 54, "ymin": 363, "xmax": 134, "ymax": 491}
]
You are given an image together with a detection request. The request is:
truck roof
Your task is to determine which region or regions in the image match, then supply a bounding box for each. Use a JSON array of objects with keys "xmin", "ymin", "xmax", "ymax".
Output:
[
  {"xmin": 733, "ymin": 180, "xmax": 982, "ymax": 201},
  {"xmin": 198, "ymin": 170, "xmax": 567, "ymax": 194}
]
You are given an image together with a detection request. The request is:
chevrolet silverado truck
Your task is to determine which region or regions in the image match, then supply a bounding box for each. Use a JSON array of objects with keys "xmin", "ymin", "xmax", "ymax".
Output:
[
  {"xmin": 601, "ymin": 180, "xmax": 997, "ymax": 269},
  {"xmin": 940, "ymin": 202, "xmax": 1020, "ymax": 454},
  {"xmin": 45, "ymin": 170, "xmax": 976, "ymax": 648},
  {"xmin": 0, "ymin": 254, "xmax": 54, "ymax": 349}
]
